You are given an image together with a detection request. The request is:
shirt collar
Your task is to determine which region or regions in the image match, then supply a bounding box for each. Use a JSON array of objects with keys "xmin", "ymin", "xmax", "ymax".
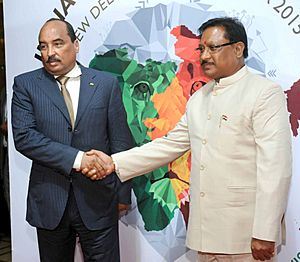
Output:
[{"xmin": 55, "ymin": 63, "xmax": 82, "ymax": 79}]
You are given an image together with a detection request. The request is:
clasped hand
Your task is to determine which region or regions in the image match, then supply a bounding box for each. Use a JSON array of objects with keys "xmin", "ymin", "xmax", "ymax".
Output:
[
  {"xmin": 251, "ymin": 238, "xmax": 275, "ymax": 261},
  {"xmin": 78, "ymin": 150, "xmax": 115, "ymax": 180}
]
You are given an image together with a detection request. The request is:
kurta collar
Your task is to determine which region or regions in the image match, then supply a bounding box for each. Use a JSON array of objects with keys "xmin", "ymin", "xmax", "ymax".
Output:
[{"xmin": 214, "ymin": 65, "xmax": 248, "ymax": 90}]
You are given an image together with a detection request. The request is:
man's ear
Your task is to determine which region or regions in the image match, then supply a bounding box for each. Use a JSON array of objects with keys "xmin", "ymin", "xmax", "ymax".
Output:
[
  {"xmin": 74, "ymin": 39, "xmax": 80, "ymax": 53},
  {"xmin": 234, "ymin": 42, "xmax": 245, "ymax": 58}
]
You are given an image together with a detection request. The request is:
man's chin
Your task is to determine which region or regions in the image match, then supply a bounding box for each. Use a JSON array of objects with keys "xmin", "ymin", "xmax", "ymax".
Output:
[
  {"xmin": 202, "ymin": 69, "xmax": 216, "ymax": 79},
  {"xmin": 44, "ymin": 65, "xmax": 63, "ymax": 76}
]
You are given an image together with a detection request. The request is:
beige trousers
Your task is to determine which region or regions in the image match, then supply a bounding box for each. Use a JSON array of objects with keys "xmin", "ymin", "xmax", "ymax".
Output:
[{"xmin": 198, "ymin": 253, "xmax": 277, "ymax": 262}]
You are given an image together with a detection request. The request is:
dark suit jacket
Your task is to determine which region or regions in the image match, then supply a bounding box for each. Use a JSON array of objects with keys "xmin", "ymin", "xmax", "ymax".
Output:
[
  {"xmin": 0, "ymin": 87, "xmax": 7, "ymax": 167},
  {"xmin": 11, "ymin": 65, "xmax": 133, "ymax": 230}
]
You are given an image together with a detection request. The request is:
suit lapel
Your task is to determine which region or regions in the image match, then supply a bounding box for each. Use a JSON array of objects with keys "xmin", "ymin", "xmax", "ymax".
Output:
[
  {"xmin": 75, "ymin": 66, "xmax": 98, "ymax": 127},
  {"xmin": 37, "ymin": 70, "xmax": 72, "ymax": 125}
]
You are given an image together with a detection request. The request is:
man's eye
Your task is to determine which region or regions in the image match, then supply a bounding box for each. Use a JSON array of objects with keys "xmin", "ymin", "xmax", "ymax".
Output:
[
  {"xmin": 39, "ymin": 44, "xmax": 47, "ymax": 50},
  {"xmin": 198, "ymin": 46, "xmax": 205, "ymax": 52},
  {"xmin": 209, "ymin": 46, "xmax": 218, "ymax": 52},
  {"xmin": 55, "ymin": 42, "xmax": 63, "ymax": 47}
]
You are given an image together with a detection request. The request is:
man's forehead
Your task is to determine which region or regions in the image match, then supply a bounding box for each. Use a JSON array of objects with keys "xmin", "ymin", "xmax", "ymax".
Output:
[
  {"xmin": 204, "ymin": 26, "xmax": 225, "ymax": 35},
  {"xmin": 39, "ymin": 22, "xmax": 68, "ymax": 41},
  {"xmin": 40, "ymin": 21, "xmax": 67, "ymax": 35},
  {"xmin": 200, "ymin": 27, "xmax": 226, "ymax": 43}
]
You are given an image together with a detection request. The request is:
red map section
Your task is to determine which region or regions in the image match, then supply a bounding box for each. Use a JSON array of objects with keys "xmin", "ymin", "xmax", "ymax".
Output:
[
  {"xmin": 285, "ymin": 79, "xmax": 300, "ymax": 137},
  {"xmin": 171, "ymin": 25, "xmax": 210, "ymax": 100}
]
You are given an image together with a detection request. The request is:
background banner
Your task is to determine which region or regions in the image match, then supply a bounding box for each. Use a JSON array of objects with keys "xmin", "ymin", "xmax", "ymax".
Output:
[{"xmin": 3, "ymin": 0, "xmax": 300, "ymax": 261}]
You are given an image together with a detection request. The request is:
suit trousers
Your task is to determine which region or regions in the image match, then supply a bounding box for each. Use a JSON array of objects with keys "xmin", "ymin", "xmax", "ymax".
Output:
[
  {"xmin": 198, "ymin": 253, "xmax": 277, "ymax": 262},
  {"xmin": 37, "ymin": 185, "xmax": 120, "ymax": 262}
]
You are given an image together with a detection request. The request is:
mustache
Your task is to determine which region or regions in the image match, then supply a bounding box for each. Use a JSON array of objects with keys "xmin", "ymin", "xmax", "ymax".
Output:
[
  {"xmin": 46, "ymin": 56, "xmax": 61, "ymax": 63},
  {"xmin": 201, "ymin": 60, "xmax": 214, "ymax": 66}
]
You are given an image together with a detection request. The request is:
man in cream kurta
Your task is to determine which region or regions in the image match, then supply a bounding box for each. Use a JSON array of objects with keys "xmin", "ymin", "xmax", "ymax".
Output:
[{"xmin": 84, "ymin": 17, "xmax": 292, "ymax": 261}]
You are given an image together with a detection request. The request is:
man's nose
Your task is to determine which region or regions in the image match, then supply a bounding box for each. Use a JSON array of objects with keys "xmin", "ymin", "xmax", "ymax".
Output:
[
  {"xmin": 200, "ymin": 48, "xmax": 211, "ymax": 60},
  {"xmin": 47, "ymin": 46, "xmax": 55, "ymax": 57}
]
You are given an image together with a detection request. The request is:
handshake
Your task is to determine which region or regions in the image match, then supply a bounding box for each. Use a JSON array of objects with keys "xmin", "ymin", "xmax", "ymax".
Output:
[{"xmin": 78, "ymin": 150, "xmax": 116, "ymax": 180}]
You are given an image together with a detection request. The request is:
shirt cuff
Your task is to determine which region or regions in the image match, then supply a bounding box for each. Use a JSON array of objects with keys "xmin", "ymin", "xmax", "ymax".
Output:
[
  {"xmin": 73, "ymin": 151, "xmax": 84, "ymax": 170},
  {"xmin": 111, "ymin": 156, "xmax": 120, "ymax": 175}
]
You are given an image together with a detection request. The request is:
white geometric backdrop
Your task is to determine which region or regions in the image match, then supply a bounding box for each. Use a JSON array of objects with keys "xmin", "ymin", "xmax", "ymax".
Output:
[{"xmin": 3, "ymin": 0, "xmax": 300, "ymax": 261}]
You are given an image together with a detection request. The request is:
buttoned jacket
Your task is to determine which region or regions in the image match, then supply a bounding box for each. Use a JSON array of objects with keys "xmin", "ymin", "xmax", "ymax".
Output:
[
  {"xmin": 113, "ymin": 66, "xmax": 292, "ymax": 253},
  {"xmin": 12, "ymin": 65, "xmax": 133, "ymax": 230}
]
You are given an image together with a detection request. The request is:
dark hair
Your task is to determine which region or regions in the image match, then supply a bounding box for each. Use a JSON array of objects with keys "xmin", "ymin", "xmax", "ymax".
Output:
[
  {"xmin": 45, "ymin": 18, "xmax": 77, "ymax": 42},
  {"xmin": 198, "ymin": 17, "xmax": 248, "ymax": 58}
]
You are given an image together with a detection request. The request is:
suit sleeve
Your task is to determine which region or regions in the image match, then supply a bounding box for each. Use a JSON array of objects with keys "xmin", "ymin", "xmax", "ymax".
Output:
[
  {"xmin": 11, "ymin": 76, "xmax": 78, "ymax": 174},
  {"xmin": 107, "ymin": 77, "xmax": 134, "ymax": 205},
  {"xmin": 252, "ymin": 83, "xmax": 292, "ymax": 242},
  {"xmin": 112, "ymin": 111, "xmax": 191, "ymax": 182}
]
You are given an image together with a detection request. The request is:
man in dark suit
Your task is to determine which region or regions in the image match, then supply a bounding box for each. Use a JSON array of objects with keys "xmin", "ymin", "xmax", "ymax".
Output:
[{"xmin": 11, "ymin": 18, "xmax": 132, "ymax": 262}]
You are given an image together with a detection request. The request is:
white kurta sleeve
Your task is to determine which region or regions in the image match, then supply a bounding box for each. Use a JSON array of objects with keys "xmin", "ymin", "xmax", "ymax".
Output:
[
  {"xmin": 252, "ymin": 83, "xmax": 292, "ymax": 242},
  {"xmin": 112, "ymin": 112, "xmax": 191, "ymax": 182}
]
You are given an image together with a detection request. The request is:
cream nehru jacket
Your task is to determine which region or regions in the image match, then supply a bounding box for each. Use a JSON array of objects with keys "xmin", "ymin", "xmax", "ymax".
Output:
[{"xmin": 112, "ymin": 66, "xmax": 292, "ymax": 254}]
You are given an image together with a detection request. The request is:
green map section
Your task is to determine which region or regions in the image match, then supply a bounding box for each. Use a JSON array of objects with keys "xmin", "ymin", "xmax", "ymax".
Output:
[{"xmin": 90, "ymin": 48, "xmax": 179, "ymax": 230}]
